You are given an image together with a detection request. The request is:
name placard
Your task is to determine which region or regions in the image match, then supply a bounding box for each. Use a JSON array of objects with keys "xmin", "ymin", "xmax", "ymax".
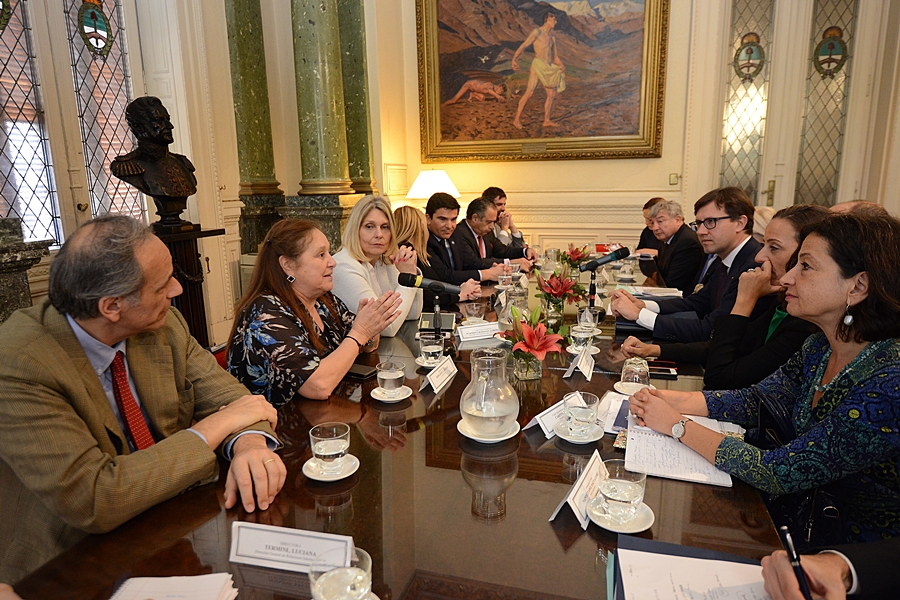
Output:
[
  {"xmin": 419, "ymin": 354, "xmax": 457, "ymax": 392},
  {"xmin": 549, "ymin": 449, "xmax": 609, "ymax": 529},
  {"xmin": 524, "ymin": 392, "xmax": 587, "ymax": 438},
  {"xmin": 456, "ymin": 321, "xmax": 500, "ymax": 341},
  {"xmin": 229, "ymin": 522, "xmax": 353, "ymax": 573}
]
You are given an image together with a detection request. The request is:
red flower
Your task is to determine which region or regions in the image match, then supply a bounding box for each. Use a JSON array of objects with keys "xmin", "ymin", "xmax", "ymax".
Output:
[
  {"xmin": 566, "ymin": 244, "xmax": 589, "ymax": 264},
  {"xmin": 511, "ymin": 321, "xmax": 563, "ymax": 361},
  {"xmin": 538, "ymin": 273, "xmax": 576, "ymax": 299}
]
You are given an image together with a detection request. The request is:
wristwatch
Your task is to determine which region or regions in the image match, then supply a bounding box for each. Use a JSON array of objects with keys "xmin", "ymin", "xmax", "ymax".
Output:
[{"xmin": 671, "ymin": 418, "xmax": 689, "ymax": 442}]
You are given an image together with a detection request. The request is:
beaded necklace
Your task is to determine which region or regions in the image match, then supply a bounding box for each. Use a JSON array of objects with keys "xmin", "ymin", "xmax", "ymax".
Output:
[{"xmin": 811, "ymin": 340, "xmax": 883, "ymax": 394}]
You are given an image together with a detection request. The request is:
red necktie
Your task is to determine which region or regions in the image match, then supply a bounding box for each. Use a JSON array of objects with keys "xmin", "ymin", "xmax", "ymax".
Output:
[
  {"xmin": 110, "ymin": 351, "xmax": 155, "ymax": 450},
  {"xmin": 477, "ymin": 235, "xmax": 486, "ymax": 259}
]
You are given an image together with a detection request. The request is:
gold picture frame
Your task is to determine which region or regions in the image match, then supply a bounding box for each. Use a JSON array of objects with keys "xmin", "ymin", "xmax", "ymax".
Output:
[{"xmin": 416, "ymin": 0, "xmax": 669, "ymax": 162}]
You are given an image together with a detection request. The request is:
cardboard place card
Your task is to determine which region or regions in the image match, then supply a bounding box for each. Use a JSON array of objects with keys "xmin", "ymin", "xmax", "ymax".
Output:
[
  {"xmin": 456, "ymin": 321, "xmax": 500, "ymax": 341},
  {"xmin": 229, "ymin": 522, "xmax": 353, "ymax": 573},
  {"xmin": 549, "ymin": 449, "xmax": 609, "ymax": 529},
  {"xmin": 519, "ymin": 273, "xmax": 529, "ymax": 287},
  {"xmin": 524, "ymin": 392, "xmax": 587, "ymax": 439},
  {"xmin": 576, "ymin": 347, "xmax": 594, "ymax": 381},
  {"xmin": 419, "ymin": 354, "xmax": 457, "ymax": 392},
  {"xmin": 497, "ymin": 290, "xmax": 507, "ymax": 307}
]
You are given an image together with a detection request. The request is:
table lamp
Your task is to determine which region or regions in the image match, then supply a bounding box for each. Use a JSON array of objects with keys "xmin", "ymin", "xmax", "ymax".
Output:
[{"xmin": 406, "ymin": 169, "xmax": 460, "ymax": 199}]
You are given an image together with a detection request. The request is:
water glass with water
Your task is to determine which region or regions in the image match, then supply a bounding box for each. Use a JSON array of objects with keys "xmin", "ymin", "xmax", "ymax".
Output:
[
  {"xmin": 376, "ymin": 361, "xmax": 405, "ymax": 399},
  {"xmin": 497, "ymin": 273, "xmax": 513, "ymax": 288},
  {"xmin": 619, "ymin": 357, "xmax": 651, "ymax": 395},
  {"xmin": 419, "ymin": 332, "xmax": 444, "ymax": 366},
  {"xmin": 571, "ymin": 325, "xmax": 594, "ymax": 353},
  {"xmin": 464, "ymin": 301, "xmax": 486, "ymax": 322},
  {"xmin": 309, "ymin": 547, "xmax": 372, "ymax": 600},
  {"xmin": 309, "ymin": 423, "xmax": 351, "ymax": 476},
  {"xmin": 592, "ymin": 459, "xmax": 646, "ymax": 524},
  {"xmin": 563, "ymin": 391, "xmax": 600, "ymax": 438}
]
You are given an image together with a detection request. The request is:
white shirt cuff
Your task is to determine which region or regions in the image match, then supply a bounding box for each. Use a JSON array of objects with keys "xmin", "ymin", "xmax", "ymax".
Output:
[
  {"xmin": 636, "ymin": 308, "xmax": 657, "ymax": 331},
  {"xmin": 643, "ymin": 300, "xmax": 660, "ymax": 313},
  {"xmin": 819, "ymin": 550, "xmax": 857, "ymax": 595},
  {"xmin": 223, "ymin": 431, "xmax": 280, "ymax": 460},
  {"xmin": 187, "ymin": 428, "xmax": 208, "ymax": 446}
]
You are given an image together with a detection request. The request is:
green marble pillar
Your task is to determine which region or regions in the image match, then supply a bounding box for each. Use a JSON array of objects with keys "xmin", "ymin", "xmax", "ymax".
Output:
[
  {"xmin": 224, "ymin": 0, "xmax": 284, "ymax": 253},
  {"xmin": 337, "ymin": 0, "xmax": 377, "ymax": 194},
  {"xmin": 0, "ymin": 219, "xmax": 51, "ymax": 324},
  {"xmin": 291, "ymin": 0, "xmax": 354, "ymax": 195}
]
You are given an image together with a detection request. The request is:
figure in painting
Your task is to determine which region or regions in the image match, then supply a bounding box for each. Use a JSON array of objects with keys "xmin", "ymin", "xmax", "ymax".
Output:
[
  {"xmin": 512, "ymin": 12, "xmax": 566, "ymax": 129},
  {"xmin": 443, "ymin": 79, "xmax": 506, "ymax": 105}
]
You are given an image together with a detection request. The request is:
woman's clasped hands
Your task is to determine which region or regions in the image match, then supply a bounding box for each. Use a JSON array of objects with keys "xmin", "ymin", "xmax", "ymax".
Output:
[{"xmin": 628, "ymin": 387, "xmax": 682, "ymax": 432}]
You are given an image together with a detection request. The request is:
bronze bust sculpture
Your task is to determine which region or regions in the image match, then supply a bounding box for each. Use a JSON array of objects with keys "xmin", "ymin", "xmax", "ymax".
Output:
[{"xmin": 111, "ymin": 96, "xmax": 200, "ymax": 233}]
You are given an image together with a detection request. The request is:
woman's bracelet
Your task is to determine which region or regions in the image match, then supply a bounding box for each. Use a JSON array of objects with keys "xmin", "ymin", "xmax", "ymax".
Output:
[{"xmin": 345, "ymin": 335, "xmax": 364, "ymax": 351}]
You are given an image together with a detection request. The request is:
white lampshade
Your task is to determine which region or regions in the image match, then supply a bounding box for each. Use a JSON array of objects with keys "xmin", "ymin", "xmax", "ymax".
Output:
[{"xmin": 406, "ymin": 169, "xmax": 460, "ymax": 199}]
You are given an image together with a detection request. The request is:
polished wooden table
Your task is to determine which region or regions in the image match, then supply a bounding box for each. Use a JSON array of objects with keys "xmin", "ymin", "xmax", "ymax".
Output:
[{"xmin": 15, "ymin": 321, "xmax": 777, "ymax": 600}]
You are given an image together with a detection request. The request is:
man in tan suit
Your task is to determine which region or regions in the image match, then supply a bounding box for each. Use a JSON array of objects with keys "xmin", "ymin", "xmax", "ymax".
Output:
[{"xmin": 0, "ymin": 216, "xmax": 286, "ymax": 584}]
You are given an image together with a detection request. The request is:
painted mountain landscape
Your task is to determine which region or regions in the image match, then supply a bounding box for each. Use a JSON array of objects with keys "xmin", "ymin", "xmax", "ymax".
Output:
[{"xmin": 436, "ymin": 0, "xmax": 646, "ymax": 141}]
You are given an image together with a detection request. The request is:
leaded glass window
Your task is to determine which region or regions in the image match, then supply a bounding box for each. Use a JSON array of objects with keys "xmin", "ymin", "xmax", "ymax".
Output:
[
  {"xmin": 719, "ymin": 0, "xmax": 775, "ymax": 205},
  {"xmin": 1, "ymin": 0, "xmax": 61, "ymax": 243},
  {"xmin": 795, "ymin": 0, "xmax": 858, "ymax": 206},
  {"xmin": 64, "ymin": 0, "xmax": 142, "ymax": 219}
]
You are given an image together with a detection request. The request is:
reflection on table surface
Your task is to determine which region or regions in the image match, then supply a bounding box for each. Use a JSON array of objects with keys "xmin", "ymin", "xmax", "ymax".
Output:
[{"xmin": 16, "ymin": 320, "xmax": 776, "ymax": 600}]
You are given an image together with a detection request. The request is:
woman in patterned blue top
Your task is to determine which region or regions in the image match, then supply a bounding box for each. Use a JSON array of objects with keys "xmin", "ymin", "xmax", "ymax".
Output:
[
  {"xmin": 227, "ymin": 219, "xmax": 403, "ymax": 405},
  {"xmin": 629, "ymin": 213, "xmax": 900, "ymax": 543}
]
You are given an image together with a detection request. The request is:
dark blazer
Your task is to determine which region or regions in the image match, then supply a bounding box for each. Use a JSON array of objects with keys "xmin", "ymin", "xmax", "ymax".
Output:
[
  {"xmin": 452, "ymin": 220, "xmax": 526, "ymax": 271},
  {"xmin": 658, "ymin": 304, "xmax": 817, "ymax": 389},
  {"xmin": 425, "ymin": 233, "xmax": 481, "ymax": 285},
  {"xmin": 834, "ymin": 537, "xmax": 900, "ymax": 599},
  {"xmin": 400, "ymin": 241, "xmax": 462, "ymax": 311},
  {"xmin": 652, "ymin": 236, "xmax": 771, "ymax": 342},
  {"xmin": 637, "ymin": 227, "xmax": 664, "ymax": 252},
  {"xmin": 655, "ymin": 224, "xmax": 705, "ymax": 296}
]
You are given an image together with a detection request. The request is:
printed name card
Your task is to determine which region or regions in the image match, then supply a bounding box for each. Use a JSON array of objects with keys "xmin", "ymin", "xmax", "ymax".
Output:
[
  {"xmin": 456, "ymin": 321, "xmax": 500, "ymax": 341},
  {"xmin": 524, "ymin": 392, "xmax": 587, "ymax": 438},
  {"xmin": 497, "ymin": 290, "xmax": 507, "ymax": 307},
  {"xmin": 549, "ymin": 449, "xmax": 609, "ymax": 529},
  {"xmin": 419, "ymin": 354, "xmax": 457, "ymax": 392},
  {"xmin": 563, "ymin": 347, "xmax": 594, "ymax": 380},
  {"xmin": 229, "ymin": 522, "xmax": 354, "ymax": 573},
  {"xmin": 519, "ymin": 273, "xmax": 529, "ymax": 287}
]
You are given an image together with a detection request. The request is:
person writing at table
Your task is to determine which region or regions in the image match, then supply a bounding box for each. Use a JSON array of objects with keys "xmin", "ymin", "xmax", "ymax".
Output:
[
  {"xmin": 622, "ymin": 204, "xmax": 828, "ymax": 389},
  {"xmin": 393, "ymin": 205, "xmax": 481, "ymax": 311},
  {"xmin": 628, "ymin": 213, "xmax": 900, "ymax": 544},
  {"xmin": 332, "ymin": 195, "xmax": 424, "ymax": 337},
  {"xmin": 228, "ymin": 219, "xmax": 402, "ymax": 404}
]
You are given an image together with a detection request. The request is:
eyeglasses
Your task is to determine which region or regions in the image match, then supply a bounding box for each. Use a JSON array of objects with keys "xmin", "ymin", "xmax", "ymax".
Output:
[{"xmin": 689, "ymin": 216, "xmax": 731, "ymax": 232}]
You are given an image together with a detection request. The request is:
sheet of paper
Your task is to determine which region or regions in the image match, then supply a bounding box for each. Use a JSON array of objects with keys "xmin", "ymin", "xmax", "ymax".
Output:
[
  {"xmin": 617, "ymin": 549, "xmax": 769, "ymax": 600},
  {"xmin": 456, "ymin": 321, "xmax": 500, "ymax": 341},
  {"xmin": 624, "ymin": 413, "xmax": 734, "ymax": 487},
  {"xmin": 630, "ymin": 286, "xmax": 683, "ymax": 298},
  {"xmin": 419, "ymin": 355, "xmax": 457, "ymax": 392},
  {"xmin": 229, "ymin": 522, "xmax": 353, "ymax": 573},
  {"xmin": 549, "ymin": 449, "xmax": 609, "ymax": 529},
  {"xmin": 111, "ymin": 573, "xmax": 237, "ymax": 600}
]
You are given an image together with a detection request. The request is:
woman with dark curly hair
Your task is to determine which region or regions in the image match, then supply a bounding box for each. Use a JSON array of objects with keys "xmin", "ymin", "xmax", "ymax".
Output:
[{"xmin": 629, "ymin": 212, "xmax": 900, "ymax": 544}]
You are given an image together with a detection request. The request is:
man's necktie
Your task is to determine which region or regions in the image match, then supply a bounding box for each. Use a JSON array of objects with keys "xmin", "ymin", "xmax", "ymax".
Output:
[
  {"xmin": 713, "ymin": 262, "xmax": 729, "ymax": 305},
  {"xmin": 444, "ymin": 240, "xmax": 456, "ymax": 269},
  {"xmin": 477, "ymin": 235, "xmax": 486, "ymax": 259},
  {"xmin": 110, "ymin": 351, "xmax": 155, "ymax": 450}
]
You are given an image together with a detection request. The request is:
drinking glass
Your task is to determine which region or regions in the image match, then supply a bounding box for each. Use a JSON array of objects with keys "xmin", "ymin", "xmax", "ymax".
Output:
[
  {"xmin": 497, "ymin": 273, "xmax": 513, "ymax": 288},
  {"xmin": 419, "ymin": 332, "xmax": 444, "ymax": 366},
  {"xmin": 571, "ymin": 325, "xmax": 594, "ymax": 353},
  {"xmin": 376, "ymin": 361, "xmax": 405, "ymax": 399},
  {"xmin": 590, "ymin": 459, "xmax": 646, "ymax": 524},
  {"xmin": 619, "ymin": 357, "xmax": 651, "ymax": 395},
  {"xmin": 578, "ymin": 307, "xmax": 602, "ymax": 329},
  {"xmin": 619, "ymin": 263, "xmax": 634, "ymax": 278},
  {"xmin": 509, "ymin": 263, "xmax": 522, "ymax": 275},
  {"xmin": 563, "ymin": 391, "xmax": 601, "ymax": 438},
  {"xmin": 464, "ymin": 301, "xmax": 486, "ymax": 322},
  {"xmin": 309, "ymin": 423, "xmax": 351, "ymax": 476},
  {"xmin": 309, "ymin": 547, "xmax": 372, "ymax": 600}
]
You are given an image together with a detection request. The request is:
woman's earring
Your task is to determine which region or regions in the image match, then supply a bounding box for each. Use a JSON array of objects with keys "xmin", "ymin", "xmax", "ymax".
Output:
[
  {"xmin": 286, "ymin": 274, "xmax": 296, "ymax": 283},
  {"xmin": 843, "ymin": 305, "xmax": 854, "ymax": 326}
]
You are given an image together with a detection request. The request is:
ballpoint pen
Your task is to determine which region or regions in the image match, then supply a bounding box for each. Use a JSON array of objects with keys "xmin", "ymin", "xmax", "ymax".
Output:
[{"xmin": 778, "ymin": 525, "xmax": 814, "ymax": 600}]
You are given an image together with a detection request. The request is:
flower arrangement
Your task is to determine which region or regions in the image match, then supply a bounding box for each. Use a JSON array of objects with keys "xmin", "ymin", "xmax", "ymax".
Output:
[
  {"xmin": 497, "ymin": 305, "xmax": 564, "ymax": 379},
  {"xmin": 562, "ymin": 243, "xmax": 591, "ymax": 270},
  {"xmin": 535, "ymin": 266, "xmax": 587, "ymax": 306}
]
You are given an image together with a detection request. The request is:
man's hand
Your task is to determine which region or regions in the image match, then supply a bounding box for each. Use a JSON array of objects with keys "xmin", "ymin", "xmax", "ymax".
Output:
[
  {"xmin": 761, "ymin": 550, "xmax": 850, "ymax": 600},
  {"xmin": 524, "ymin": 247, "xmax": 538, "ymax": 262},
  {"xmin": 225, "ymin": 434, "xmax": 286, "ymax": 513},
  {"xmin": 512, "ymin": 258, "xmax": 532, "ymax": 273},
  {"xmin": 192, "ymin": 395, "xmax": 278, "ymax": 450},
  {"xmin": 0, "ymin": 584, "xmax": 22, "ymax": 600},
  {"xmin": 498, "ymin": 211, "xmax": 512, "ymax": 231},
  {"xmin": 609, "ymin": 289, "xmax": 645, "ymax": 321},
  {"xmin": 483, "ymin": 263, "xmax": 508, "ymax": 282},
  {"xmin": 621, "ymin": 336, "xmax": 660, "ymax": 359}
]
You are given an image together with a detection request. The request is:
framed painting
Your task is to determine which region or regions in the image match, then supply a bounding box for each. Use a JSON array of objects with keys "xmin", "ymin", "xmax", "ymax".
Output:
[{"xmin": 416, "ymin": 0, "xmax": 669, "ymax": 162}]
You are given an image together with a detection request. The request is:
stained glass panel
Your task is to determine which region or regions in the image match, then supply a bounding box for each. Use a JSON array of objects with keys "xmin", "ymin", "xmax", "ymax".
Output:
[
  {"xmin": 64, "ymin": 0, "xmax": 143, "ymax": 219},
  {"xmin": 0, "ymin": 0, "xmax": 61, "ymax": 243},
  {"xmin": 795, "ymin": 0, "xmax": 858, "ymax": 206}
]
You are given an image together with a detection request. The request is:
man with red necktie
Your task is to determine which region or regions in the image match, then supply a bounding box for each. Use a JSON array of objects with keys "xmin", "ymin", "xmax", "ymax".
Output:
[{"xmin": 452, "ymin": 197, "xmax": 537, "ymax": 277}]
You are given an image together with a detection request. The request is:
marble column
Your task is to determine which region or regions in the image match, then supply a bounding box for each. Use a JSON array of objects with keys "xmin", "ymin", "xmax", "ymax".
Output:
[
  {"xmin": 224, "ymin": 0, "xmax": 285, "ymax": 253},
  {"xmin": 337, "ymin": 0, "xmax": 377, "ymax": 194},
  {"xmin": 278, "ymin": 194, "xmax": 361, "ymax": 252},
  {"xmin": 0, "ymin": 219, "xmax": 52, "ymax": 324},
  {"xmin": 291, "ymin": 0, "xmax": 354, "ymax": 196}
]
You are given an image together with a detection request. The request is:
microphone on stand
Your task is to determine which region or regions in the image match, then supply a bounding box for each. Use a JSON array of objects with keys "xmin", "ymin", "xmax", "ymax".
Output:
[
  {"xmin": 397, "ymin": 273, "xmax": 462, "ymax": 295},
  {"xmin": 579, "ymin": 247, "xmax": 630, "ymax": 272}
]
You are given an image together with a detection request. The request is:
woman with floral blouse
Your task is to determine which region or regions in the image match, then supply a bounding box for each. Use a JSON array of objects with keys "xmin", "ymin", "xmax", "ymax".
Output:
[
  {"xmin": 227, "ymin": 219, "xmax": 402, "ymax": 405},
  {"xmin": 629, "ymin": 213, "xmax": 900, "ymax": 544}
]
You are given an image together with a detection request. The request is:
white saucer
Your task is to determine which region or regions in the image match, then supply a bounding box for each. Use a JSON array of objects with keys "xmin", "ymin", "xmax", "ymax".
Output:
[
  {"xmin": 371, "ymin": 385, "xmax": 412, "ymax": 402},
  {"xmin": 613, "ymin": 382, "xmax": 657, "ymax": 395},
  {"xmin": 456, "ymin": 419, "xmax": 521, "ymax": 443},
  {"xmin": 415, "ymin": 356, "xmax": 441, "ymax": 368},
  {"xmin": 616, "ymin": 277, "xmax": 636, "ymax": 283},
  {"xmin": 553, "ymin": 421, "xmax": 605, "ymax": 444},
  {"xmin": 566, "ymin": 345, "xmax": 601, "ymax": 355},
  {"xmin": 302, "ymin": 454, "xmax": 360, "ymax": 482},
  {"xmin": 588, "ymin": 500, "xmax": 654, "ymax": 533}
]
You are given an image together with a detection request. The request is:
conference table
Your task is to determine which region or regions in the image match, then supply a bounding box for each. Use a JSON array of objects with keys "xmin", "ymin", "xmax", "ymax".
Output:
[{"xmin": 15, "ymin": 302, "xmax": 780, "ymax": 600}]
